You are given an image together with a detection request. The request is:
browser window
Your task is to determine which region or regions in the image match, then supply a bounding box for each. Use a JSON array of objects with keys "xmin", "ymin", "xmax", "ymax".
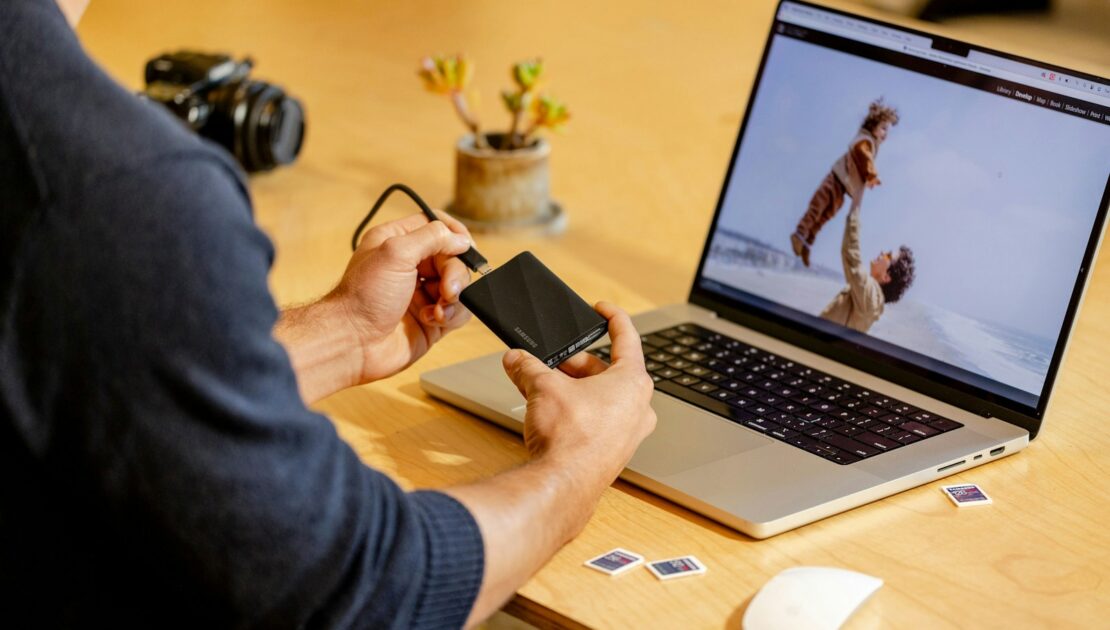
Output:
[{"xmin": 698, "ymin": 0, "xmax": 1110, "ymax": 410}]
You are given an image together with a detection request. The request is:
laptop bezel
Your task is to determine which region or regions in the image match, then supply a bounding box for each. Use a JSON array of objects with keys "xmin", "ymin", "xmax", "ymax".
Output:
[{"xmin": 687, "ymin": 0, "xmax": 1110, "ymax": 438}]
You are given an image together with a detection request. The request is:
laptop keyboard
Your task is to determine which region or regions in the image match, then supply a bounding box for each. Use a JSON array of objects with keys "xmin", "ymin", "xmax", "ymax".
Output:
[{"xmin": 588, "ymin": 323, "xmax": 963, "ymax": 465}]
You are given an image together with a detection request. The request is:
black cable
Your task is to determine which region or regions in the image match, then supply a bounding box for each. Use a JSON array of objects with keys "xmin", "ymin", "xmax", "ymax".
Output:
[{"xmin": 351, "ymin": 183, "xmax": 490, "ymax": 274}]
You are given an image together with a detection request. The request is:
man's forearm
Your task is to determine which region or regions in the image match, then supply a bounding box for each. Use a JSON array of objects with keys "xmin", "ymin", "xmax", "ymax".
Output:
[
  {"xmin": 445, "ymin": 457, "xmax": 611, "ymax": 628},
  {"xmin": 274, "ymin": 297, "xmax": 363, "ymax": 404}
]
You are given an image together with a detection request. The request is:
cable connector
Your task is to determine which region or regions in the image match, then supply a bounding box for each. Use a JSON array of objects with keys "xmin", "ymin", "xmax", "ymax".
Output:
[
  {"xmin": 352, "ymin": 183, "xmax": 491, "ymax": 275},
  {"xmin": 459, "ymin": 248, "xmax": 491, "ymax": 275}
]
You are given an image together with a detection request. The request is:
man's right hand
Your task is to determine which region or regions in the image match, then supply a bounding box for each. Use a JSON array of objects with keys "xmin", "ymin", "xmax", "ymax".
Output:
[
  {"xmin": 502, "ymin": 302, "xmax": 657, "ymax": 493},
  {"xmin": 447, "ymin": 302, "xmax": 655, "ymax": 626}
]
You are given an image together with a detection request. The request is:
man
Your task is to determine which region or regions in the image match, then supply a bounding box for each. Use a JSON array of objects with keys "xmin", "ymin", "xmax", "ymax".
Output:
[
  {"xmin": 1, "ymin": 1, "xmax": 656, "ymax": 627},
  {"xmin": 819, "ymin": 203, "xmax": 916, "ymax": 333}
]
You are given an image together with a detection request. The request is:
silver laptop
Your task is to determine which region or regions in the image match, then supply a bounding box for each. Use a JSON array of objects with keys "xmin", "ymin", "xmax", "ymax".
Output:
[{"xmin": 422, "ymin": 0, "xmax": 1110, "ymax": 538}]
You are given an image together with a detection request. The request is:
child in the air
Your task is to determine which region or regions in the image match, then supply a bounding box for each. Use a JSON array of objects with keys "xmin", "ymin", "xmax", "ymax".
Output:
[{"xmin": 791, "ymin": 99, "xmax": 899, "ymax": 267}]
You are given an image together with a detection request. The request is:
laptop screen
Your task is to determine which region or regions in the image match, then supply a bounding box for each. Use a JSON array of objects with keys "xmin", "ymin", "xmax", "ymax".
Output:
[{"xmin": 695, "ymin": 0, "xmax": 1110, "ymax": 414}]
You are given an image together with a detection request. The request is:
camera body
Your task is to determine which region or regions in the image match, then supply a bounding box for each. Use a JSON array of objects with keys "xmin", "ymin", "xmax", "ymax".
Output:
[{"xmin": 142, "ymin": 51, "xmax": 305, "ymax": 173}]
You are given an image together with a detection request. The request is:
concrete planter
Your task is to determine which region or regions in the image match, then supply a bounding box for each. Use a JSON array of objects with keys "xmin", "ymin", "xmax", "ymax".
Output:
[{"xmin": 449, "ymin": 133, "xmax": 565, "ymax": 234}]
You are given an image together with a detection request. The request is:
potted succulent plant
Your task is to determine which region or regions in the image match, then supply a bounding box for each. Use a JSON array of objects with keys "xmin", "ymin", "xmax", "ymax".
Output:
[{"xmin": 418, "ymin": 55, "xmax": 570, "ymax": 232}]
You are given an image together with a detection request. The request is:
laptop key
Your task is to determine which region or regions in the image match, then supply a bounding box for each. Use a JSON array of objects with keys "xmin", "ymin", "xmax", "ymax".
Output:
[
  {"xmin": 654, "ymin": 367, "xmax": 681, "ymax": 379},
  {"xmin": 877, "ymin": 413, "xmax": 903, "ymax": 425},
  {"xmin": 855, "ymin": 431, "xmax": 901, "ymax": 452},
  {"xmin": 775, "ymin": 401, "xmax": 804, "ymax": 414},
  {"xmin": 833, "ymin": 424, "xmax": 864, "ymax": 437},
  {"xmin": 780, "ymin": 418, "xmax": 808, "ymax": 432},
  {"xmin": 787, "ymin": 434, "xmax": 818, "ymax": 449},
  {"xmin": 704, "ymin": 372, "xmax": 727, "ymax": 383},
  {"xmin": 825, "ymin": 449, "xmax": 862, "ymax": 465},
  {"xmin": 804, "ymin": 427, "xmax": 832, "ymax": 440},
  {"xmin": 899, "ymin": 421, "xmax": 939, "ymax": 438},
  {"xmin": 664, "ymin": 344, "xmax": 688, "ymax": 355},
  {"xmin": 668, "ymin": 359, "xmax": 693, "ymax": 370},
  {"xmin": 891, "ymin": 403, "xmax": 919, "ymax": 416},
  {"xmin": 654, "ymin": 378, "xmax": 748, "ymax": 424},
  {"xmin": 849, "ymin": 418, "xmax": 878, "ymax": 430},
  {"xmin": 909, "ymin": 411, "xmax": 939, "ymax": 423},
  {"xmin": 693, "ymin": 382, "xmax": 718, "ymax": 394},
  {"xmin": 642, "ymin": 334, "xmax": 670, "ymax": 348},
  {"xmin": 673, "ymin": 375, "xmax": 700, "ymax": 386},
  {"xmin": 648, "ymin": 351, "xmax": 674, "ymax": 363},
  {"xmin": 929, "ymin": 418, "xmax": 963, "ymax": 432},
  {"xmin": 890, "ymin": 430, "xmax": 923, "ymax": 445},
  {"xmin": 765, "ymin": 411, "xmax": 793, "ymax": 424},
  {"xmin": 712, "ymin": 390, "xmax": 736, "ymax": 402},
  {"xmin": 727, "ymin": 397, "xmax": 755, "ymax": 409},
  {"xmin": 770, "ymin": 427, "xmax": 799, "ymax": 440},
  {"xmin": 645, "ymin": 361, "xmax": 662, "ymax": 372},
  {"xmin": 821, "ymin": 434, "xmax": 879, "ymax": 458},
  {"xmin": 745, "ymin": 417, "xmax": 782, "ymax": 433},
  {"xmin": 685, "ymin": 366, "xmax": 711, "ymax": 377},
  {"xmin": 683, "ymin": 351, "xmax": 708, "ymax": 362}
]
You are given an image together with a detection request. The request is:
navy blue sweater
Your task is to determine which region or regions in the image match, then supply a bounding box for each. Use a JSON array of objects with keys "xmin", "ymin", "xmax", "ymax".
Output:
[{"xmin": 0, "ymin": 1, "xmax": 483, "ymax": 627}]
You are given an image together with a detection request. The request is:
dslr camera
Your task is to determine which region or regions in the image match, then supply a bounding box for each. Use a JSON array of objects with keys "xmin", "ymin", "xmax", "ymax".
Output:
[{"xmin": 142, "ymin": 51, "xmax": 305, "ymax": 173}]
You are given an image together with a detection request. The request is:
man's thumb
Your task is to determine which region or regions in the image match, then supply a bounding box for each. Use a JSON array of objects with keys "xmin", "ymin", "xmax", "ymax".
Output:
[{"xmin": 502, "ymin": 349, "xmax": 552, "ymax": 397}]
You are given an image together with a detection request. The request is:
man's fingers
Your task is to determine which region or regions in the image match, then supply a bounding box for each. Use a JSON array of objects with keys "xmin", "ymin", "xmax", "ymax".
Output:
[
  {"xmin": 558, "ymin": 351, "xmax": 609, "ymax": 378},
  {"xmin": 594, "ymin": 301, "xmax": 645, "ymax": 369},
  {"xmin": 360, "ymin": 211, "xmax": 474, "ymax": 251},
  {"xmin": 432, "ymin": 254, "xmax": 471, "ymax": 303},
  {"xmin": 435, "ymin": 210, "xmax": 474, "ymax": 242},
  {"xmin": 359, "ymin": 213, "xmax": 436, "ymax": 250},
  {"xmin": 502, "ymin": 349, "xmax": 557, "ymax": 398},
  {"xmin": 379, "ymin": 221, "xmax": 471, "ymax": 269}
]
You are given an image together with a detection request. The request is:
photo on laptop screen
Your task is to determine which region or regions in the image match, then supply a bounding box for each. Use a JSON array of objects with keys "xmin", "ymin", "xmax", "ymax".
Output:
[{"xmin": 699, "ymin": 2, "xmax": 1110, "ymax": 410}]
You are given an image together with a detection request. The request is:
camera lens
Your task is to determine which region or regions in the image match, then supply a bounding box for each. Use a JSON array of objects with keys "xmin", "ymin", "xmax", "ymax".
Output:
[
  {"xmin": 260, "ymin": 93, "xmax": 305, "ymax": 169},
  {"xmin": 234, "ymin": 82, "xmax": 305, "ymax": 173}
]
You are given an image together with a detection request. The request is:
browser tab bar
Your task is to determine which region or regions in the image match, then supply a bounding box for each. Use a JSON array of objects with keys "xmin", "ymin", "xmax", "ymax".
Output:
[
  {"xmin": 777, "ymin": 1, "xmax": 1110, "ymax": 109},
  {"xmin": 778, "ymin": 1, "xmax": 932, "ymax": 49}
]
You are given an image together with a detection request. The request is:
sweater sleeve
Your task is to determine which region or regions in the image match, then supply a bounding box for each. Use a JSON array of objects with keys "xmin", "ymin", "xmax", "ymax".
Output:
[
  {"xmin": 850, "ymin": 139, "xmax": 878, "ymax": 184},
  {"xmin": 841, "ymin": 204, "xmax": 871, "ymax": 306},
  {"xmin": 18, "ymin": 153, "xmax": 484, "ymax": 628}
]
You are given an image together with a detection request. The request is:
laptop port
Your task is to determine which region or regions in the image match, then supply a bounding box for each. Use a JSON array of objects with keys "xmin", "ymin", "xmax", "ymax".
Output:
[
  {"xmin": 937, "ymin": 460, "xmax": 966, "ymax": 473},
  {"xmin": 990, "ymin": 446, "xmax": 1006, "ymax": 457}
]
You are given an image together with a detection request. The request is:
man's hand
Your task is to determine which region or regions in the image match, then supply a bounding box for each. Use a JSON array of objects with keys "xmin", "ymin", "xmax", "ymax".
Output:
[
  {"xmin": 445, "ymin": 302, "xmax": 657, "ymax": 626},
  {"xmin": 331, "ymin": 212, "xmax": 475, "ymax": 384},
  {"xmin": 275, "ymin": 212, "xmax": 475, "ymax": 403},
  {"xmin": 503, "ymin": 301, "xmax": 657, "ymax": 503}
]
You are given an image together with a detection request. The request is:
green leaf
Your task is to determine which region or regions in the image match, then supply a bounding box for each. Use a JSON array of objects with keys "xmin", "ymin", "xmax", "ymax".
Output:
[{"xmin": 512, "ymin": 58, "xmax": 544, "ymax": 90}]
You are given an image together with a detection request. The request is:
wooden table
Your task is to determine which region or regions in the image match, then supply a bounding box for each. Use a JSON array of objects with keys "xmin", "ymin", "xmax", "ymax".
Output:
[{"xmin": 79, "ymin": 1, "xmax": 1110, "ymax": 627}]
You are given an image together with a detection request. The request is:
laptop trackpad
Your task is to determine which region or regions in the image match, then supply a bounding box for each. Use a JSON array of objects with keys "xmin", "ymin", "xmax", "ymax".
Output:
[{"xmin": 628, "ymin": 393, "xmax": 772, "ymax": 477}]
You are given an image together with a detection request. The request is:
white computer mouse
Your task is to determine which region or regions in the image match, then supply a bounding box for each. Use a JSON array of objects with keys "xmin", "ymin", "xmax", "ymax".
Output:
[{"xmin": 741, "ymin": 566, "xmax": 883, "ymax": 630}]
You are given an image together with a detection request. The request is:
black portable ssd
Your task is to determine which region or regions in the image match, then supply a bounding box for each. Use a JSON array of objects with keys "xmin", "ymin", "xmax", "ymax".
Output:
[{"xmin": 460, "ymin": 251, "xmax": 608, "ymax": 367}]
